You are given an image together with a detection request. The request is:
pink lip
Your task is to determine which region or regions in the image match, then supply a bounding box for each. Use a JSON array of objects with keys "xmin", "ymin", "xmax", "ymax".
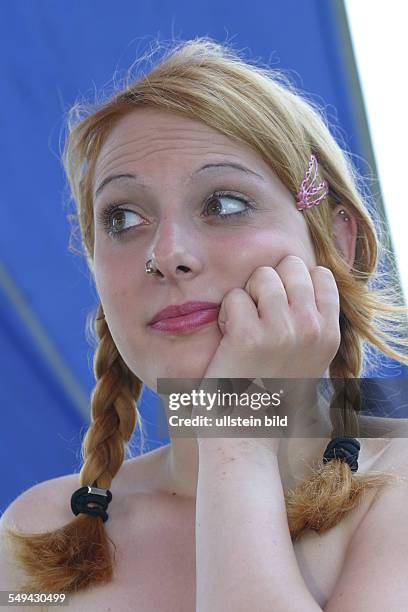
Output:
[
  {"xmin": 149, "ymin": 307, "xmax": 220, "ymax": 333},
  {"xmin": 149, "ymin": 300, "xmax": 220, "ymax": 325}
]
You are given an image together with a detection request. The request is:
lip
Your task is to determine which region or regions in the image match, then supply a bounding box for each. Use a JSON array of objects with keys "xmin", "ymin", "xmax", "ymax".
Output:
[
  {"xmin": 149, "ymin": 300, "xmax": 221, "ymax": 325},
  {"xmin": 149, "ymin": 307, "xmax": 220, "ymax": 333}
]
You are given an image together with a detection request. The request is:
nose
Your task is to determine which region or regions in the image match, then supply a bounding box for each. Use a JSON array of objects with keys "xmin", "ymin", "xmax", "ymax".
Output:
[{"xmin": 145, "ymin": 214, "xmax": 202, "ymax": 281}]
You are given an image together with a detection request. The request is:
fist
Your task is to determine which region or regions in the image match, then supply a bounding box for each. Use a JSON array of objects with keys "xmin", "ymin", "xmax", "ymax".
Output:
[{"xmin": 203, "ymin": 255, "xmax": 341, "ymax": 380}]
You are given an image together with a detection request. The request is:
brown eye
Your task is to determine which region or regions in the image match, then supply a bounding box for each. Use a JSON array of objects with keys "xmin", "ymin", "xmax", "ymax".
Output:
[
  {"xmin": 202, "ymin": 192, "xmax": 253, "ymax": 220},
  {"xmin": 111, "ymin": 210, "xmax": 129, "ymax": 231},
  {"xmin": 97, "ymin": 204, "xmax": 144, "ymax": 238},
  {"xmin": 206, "ymin": 198, "xmax": 222, "ymax": 215}
]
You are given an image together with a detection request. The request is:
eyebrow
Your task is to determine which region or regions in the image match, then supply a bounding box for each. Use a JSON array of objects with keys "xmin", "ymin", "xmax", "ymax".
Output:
[{"xmin": 93, "ymin": 162, "xmax": 265, "ymax": 200}]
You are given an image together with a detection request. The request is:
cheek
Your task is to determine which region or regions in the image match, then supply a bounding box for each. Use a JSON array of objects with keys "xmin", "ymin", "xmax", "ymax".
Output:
[
  {"xmin": 224, "ymin": 227, "xmax": 317, "ymax": 270},
  {"xmin": 218, "ymin": 230, "xmax": 289, "ymax": 268},
  {"xmin": 93, "ymin": 253, "xmax": 137, "ymax": 323},
  {"xmin": 93, "ymin": 263, "xmax": 144, "ymax": 375}
]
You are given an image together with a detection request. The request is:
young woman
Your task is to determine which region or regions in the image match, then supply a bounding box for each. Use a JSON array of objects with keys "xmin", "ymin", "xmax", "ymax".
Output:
[{"xmin": 2, "ymin": 37, "xmax": 408, "ymax": 611}]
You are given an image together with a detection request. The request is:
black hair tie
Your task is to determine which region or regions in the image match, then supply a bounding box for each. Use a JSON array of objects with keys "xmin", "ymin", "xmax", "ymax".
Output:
[
  {"xmin": 70, "ymin": 486, "xmax": 113, "ymax": 523},
  {"xmin": 322, "ymin": 436, "xmax": 360, "ymax": 472}
]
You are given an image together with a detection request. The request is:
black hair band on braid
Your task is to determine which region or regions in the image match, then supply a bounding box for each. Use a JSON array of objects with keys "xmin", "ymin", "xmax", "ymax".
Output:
[
  {"xmin": 70, "ymin": 486, "xmax": 113, "ymax": 523},
  {"xmin": 322, "ymin": 436, "xmax": 361, "ymax": 472}
]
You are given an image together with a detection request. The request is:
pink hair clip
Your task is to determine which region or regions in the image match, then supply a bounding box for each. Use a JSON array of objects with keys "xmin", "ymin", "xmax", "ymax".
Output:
[{"xmin": 296, "ymin": 154, "xmax": 329, "ymax": 211}]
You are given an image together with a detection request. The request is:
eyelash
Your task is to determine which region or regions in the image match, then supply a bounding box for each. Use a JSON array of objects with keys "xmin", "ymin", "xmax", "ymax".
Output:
[{"xmin": 96, "ymin": 190, "xmax": 255, "ymax": 239}]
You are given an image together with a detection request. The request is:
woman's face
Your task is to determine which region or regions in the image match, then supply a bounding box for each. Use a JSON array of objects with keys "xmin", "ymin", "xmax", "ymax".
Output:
[{"xmin": 92, "ymin": 108, "xmax": 318, "ymax": 391}]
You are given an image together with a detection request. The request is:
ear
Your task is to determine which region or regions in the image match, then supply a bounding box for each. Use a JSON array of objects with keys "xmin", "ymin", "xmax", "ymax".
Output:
[{"xmin": 331, "ymin": 204, "xmax": 358, "ymax": 270}]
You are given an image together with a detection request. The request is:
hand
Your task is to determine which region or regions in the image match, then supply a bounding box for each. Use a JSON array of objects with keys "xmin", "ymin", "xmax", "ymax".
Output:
[
  {"xmin": 196, "ymin": 256, "xmax": 341, "ymax": 454},
  {"xmin": 203, "ymin": 255, "xmax": 341, "ymax": 380}
]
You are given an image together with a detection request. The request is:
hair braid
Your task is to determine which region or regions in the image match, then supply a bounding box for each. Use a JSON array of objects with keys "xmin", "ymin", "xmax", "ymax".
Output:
[
  {"xmin": 4, "ymin": 303, "xmax": 144, "ymax": 593},
  {"xmin": 328, "ymin": 312, "xmax": 362, "ymax": 437},
  {"xmin": 80, "ymin": 303, "xmax": 142, "ymax": 488},
  {"xmin": 284, "ymin": 312, "xmax": 395, "ymax": 541}
]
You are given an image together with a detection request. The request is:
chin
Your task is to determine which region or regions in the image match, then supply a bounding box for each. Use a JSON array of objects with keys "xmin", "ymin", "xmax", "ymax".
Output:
[
  {"xmin": 151, "ymin": 358, "xmax": 212, "ymax": 395},
  {"xmin": 141, "ymin": 325, "xmax": 222, "ymax": 392}
]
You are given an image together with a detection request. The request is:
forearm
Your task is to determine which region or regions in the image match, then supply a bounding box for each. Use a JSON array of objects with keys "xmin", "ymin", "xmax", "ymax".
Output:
[{"xmin": 195, "ymin": 438, "xmax": 322, "ymax": 612}]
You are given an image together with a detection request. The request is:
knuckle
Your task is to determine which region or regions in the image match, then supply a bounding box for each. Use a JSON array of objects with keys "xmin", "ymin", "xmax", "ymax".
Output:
[
  {"xmin": 253, "ymin": 266, "xmax": 275, "ymax": 280},
  {"xmin": 226, "ymin": 287, "xmax": 246, "ymax": 301},
  {"xmin": 279, "ymin": 255, "xmax": 307, "ymax": 269},
  {"xmin": 257, "ymin": 265, "xmax": 274, "ymax": 272},
  {"xmin": 246, "ymin": 267, "xmax": 276, "ymax": 292},
  {"xmin": 285, "ymin": 255, "xmax": 304, "ymax": 263},
  {"xmin": 314, "ymin": 265, "xmax": 334, "ymax": 276},
  {"xmin": 327, "ymin": 327, "xmax": 341, "ymax": 351},
  {"xmin": 299, "ymin": 313, "xmax": 321, "ymax": 344}
]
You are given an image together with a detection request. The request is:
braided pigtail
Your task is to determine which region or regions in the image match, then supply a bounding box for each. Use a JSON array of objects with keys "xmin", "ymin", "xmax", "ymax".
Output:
[
  {"xmin": 284, "ymin": 312, "xmax": 398, "ymax": 541},
  {"xmin": 4, "ymin": 303, "xmax": 144, "ymax": 593}
]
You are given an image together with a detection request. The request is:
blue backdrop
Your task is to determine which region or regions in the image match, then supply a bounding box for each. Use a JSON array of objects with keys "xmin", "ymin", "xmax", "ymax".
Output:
[{"xmin": 1, "ymin": 0, "xmax": 406, "ymax": 513}]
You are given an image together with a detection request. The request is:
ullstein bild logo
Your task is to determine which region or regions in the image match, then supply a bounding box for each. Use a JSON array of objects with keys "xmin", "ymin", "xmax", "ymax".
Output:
[
  {"xmin": 171, "ymin": 412, "xmax": 287, "ymax": 428},
  {"xmin": 155, "ymin": 377, "xmax": 408, "ymax": 439}
]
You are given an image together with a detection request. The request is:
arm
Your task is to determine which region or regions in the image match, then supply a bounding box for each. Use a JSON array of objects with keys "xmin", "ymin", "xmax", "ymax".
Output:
[
  {"xmin": 193, "ymin": 258, "xmax": 341, "ymax": 611},
  {"xmin": 195, "ymin": 438, "xmax": 322, "ymax": 612}
]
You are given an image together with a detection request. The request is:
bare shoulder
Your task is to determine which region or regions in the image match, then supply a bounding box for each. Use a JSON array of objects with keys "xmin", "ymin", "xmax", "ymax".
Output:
[
  {"xmin": 1, "ymin": 473, "xmax": 81, "ymax": 537},
  {"xmin": 0, "ymin": 446, "xmax": 171, "ymax": 610},
  {"xmin": 0, "ymin": 472, "xmax": 81, "ymax": 606},
  {"xmin": 1, "ymin": 443, "xmax": 170, "ymax": 535}
]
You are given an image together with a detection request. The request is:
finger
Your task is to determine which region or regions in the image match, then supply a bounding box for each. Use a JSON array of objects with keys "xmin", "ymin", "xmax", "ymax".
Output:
[
  {"xmin": 244, "ymin": 266, "xmax": 288, "ymax": 325},
  {"xmin": 274, "ymin": 255, "xmax": 316, "ymax": 310},
  {"xmin": 219, "ymin": 287, "xmax": 260, "ymax": 336},
  {"xmin": 309, "ymin": 266, "xmax": 340, "ymax": 321}
]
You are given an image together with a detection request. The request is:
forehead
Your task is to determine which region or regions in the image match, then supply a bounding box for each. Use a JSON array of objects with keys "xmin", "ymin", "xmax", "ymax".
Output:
[
  {"xmin": 94, "ymin": 108, "xmax": 270, "ymax": 179},
  {"xmin": 100, "ymin": 107, "xmax": 241, "ymax": 149}
]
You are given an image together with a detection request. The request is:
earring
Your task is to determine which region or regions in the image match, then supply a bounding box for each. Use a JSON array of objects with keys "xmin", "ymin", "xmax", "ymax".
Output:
[{"xmin": 338, "ymin": 209, "xmax": 350, "ymax": 222}]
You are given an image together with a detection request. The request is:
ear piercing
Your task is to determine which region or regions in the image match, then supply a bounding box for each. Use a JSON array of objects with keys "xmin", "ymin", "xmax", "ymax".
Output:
[{"xmin": 338, "ymin": 209, "xmax": 350, "ymax": 222}]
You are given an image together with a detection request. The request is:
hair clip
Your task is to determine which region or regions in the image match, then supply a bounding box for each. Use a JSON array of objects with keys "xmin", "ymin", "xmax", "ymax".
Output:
[{"xmin": 296, "ymin": 154, "xmax": 329, "ymax": 211}]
